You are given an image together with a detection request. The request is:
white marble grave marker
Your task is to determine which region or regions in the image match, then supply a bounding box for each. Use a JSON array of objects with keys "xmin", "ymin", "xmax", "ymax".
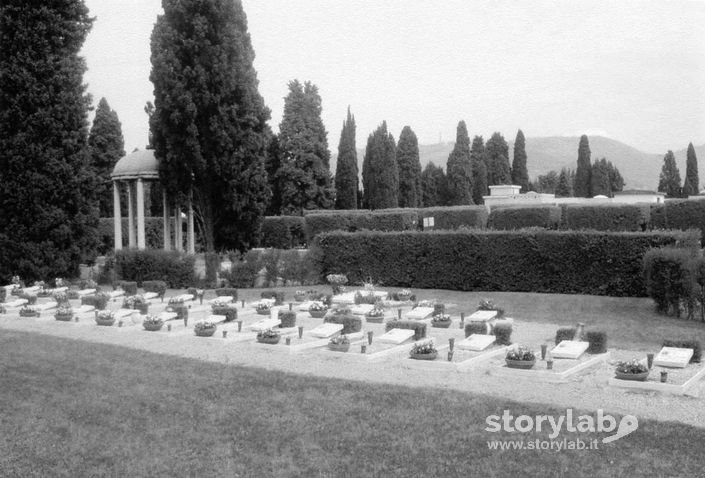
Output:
[
  {"xmin": 331, "ymin": 292, "xmax": 357, "ymax": 305},
  {"xmin": 653, "ymin": 347, "xmax": 694, "ymax": 368},
  {"xmin": 377, "ymin": 328, "xmax": 415, "ymax": 344},
  {"xmin": 406, "ymin": 307, "xmax": 434, "ymax": 320},
  {"xmin": 309, "ymin": 323, "xmax": 344, "ymax": 338},
  {"xmin": 551, "ymin": 340, "xmax": 589, "ymax": 359},
  {"xmin": 467, "ymin": 310, "xmax": 498, "ymax": 321},
  {"xmin": 249, "ymin": 318, "xmax": 281, "ymax": 332},
  {"xmin": 350, "ymin": 304, "xmax": 374, "ymax": 316},
  {"xmin": 457, "ymin": 334, "xmax": 496, "ymax": 351}
]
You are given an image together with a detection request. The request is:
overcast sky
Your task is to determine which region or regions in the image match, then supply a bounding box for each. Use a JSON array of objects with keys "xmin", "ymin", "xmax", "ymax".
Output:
[{"xmin": 81, "ymin": 0, "xmax": 705, "ymax": 156}]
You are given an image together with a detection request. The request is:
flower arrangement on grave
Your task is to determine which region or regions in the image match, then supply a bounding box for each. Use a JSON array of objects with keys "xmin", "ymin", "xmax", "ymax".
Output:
[
  {"xmin": 52, "ymin": 290, "xmax": 69, "ymax": 306},
  {"xmin": 142, "ymin": 314, "xmax": 164, "ymax": 331},
  {"xmin": 308, "ymin": 300, "xmax": 328, "ymax": 318},
  {"xmin": 194, "ymin": 319, "xmax": 217, "ymax": 337},
  {"xmin": 123, "ymin": 294, "xmax": 146, "ymax": 309},
  {"xmin": 211, "ymin": 297, "xmax": 232, "ymax": 308},
  {"xmin": 326, "ymin": 274, "xmax": 348, "ymax": 295},
  {"xmin": 55, "ymin": 278, "xmax": 64, "ymax": 288},
  {"xmin": 54, "ymin": 305, "xmax": 74, "ymax": 322},
  {"xmin": 11, "ymin": 275, "xmax": 21, "ymax": 286},
  {"xmin": 396, "ymin": 289, "xmax": 412, "ymax": 301},
  {"xmin": 95, "ymin": 309, "xmax": 115, "ymax": 326},
  {"xmin": 431, "ymin": 312, "xmax": 452, "ymax": 328},
  {"xmin": 409, "ymin": 341, "xmax": 438, "ymax": 360},
  {"xmin": 415, "ymin": 299, "xmax": 436, "ymax": 308},
  {"xmin": 256, "ymin": 328, "xmax": 281, "ymax": 344},
  {"xmin": 294, "ymin": 290, "xmax": 308, "ymax": 302},
  {"xmin": 19, "ymin": 305, "xmax": 38, "ymax": 317},
  {"xmin": 365, "ymin": 303, "xmax": 386, "ymax": 323},
  {"xmin": 478, "ymin": 298, "xmax": 505, "ymax": 318},
  {"xmin": 79, "ymin": 278, "xmax": 97, "ymax": 290},
  {"xmin": 168, "ymin": 296, "xmax": 188, "ymax": 306},
  {"xmin": 614, "ymin": 359, "xmax": 649, "ymax": 375},
  {"xmin": 328, "ymin": 334, "xmax": 351, "ymax": 352},
  {"xmin": 505, "ymin": 345, "xmax": 536, "ymax": 369},
  {"xmin": 256, "ymin": 301, "xmax": 272, "ymax": 315},
  {"xmin": 354, "ymin": 290, "xmax": 377, "ymax": 305}
]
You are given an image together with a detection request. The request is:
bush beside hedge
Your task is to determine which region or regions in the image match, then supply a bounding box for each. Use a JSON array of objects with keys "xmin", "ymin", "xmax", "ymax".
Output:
[
  {"xmin": 260, "ymin": 216, "xmax": 306, "ymax": 249},
  {"xmin": 489, "ymin": 206, "xmax": 561, "ymax": 230},
  {"xmin": 562, "ymin": 204, "xmax": 648, "ymax": 232},
  {"xmin": 315, "ymin": 229, "xmax": 700, "ymax": 297},
  {"xmin": 115, "ymin": 249, "xmax": 196, "ymax": 288}
]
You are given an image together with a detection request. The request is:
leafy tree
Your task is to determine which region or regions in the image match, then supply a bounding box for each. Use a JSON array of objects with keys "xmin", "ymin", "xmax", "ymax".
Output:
[
  {"xmin": 0, "ymin": 1, "xmax": 99, "ymax": 282},
  {"xmin": 88, "ymin": 97, "xmax": 125, "ymax": 217},
  {"xmin": 275, "ymin": 80, "xmax": 335, "ymax": 214},
  {"xmin": 658, "ymin": 150, "xmax": 682, "ymax": 198},
  {"xmin": 511, "ymin": 129, "xmax": 529, "ymax": 192},
  {"xmin": 150, "ymin": 0, "xmax": 272, "ymax": 278},
  {"xmin": 606, "ymin": 160, "xmax": 624, "ymax": 194},
  {"xmin": 590, "ymin": 158, "xmax": 612, "ymax": 197},
  {"xmin": 574, "ymin": 135, "xmax": 591, "ymax": 197},
  {"xmin": 535, "ymin": 171, "xmax": 559, "ymax": 193},
  {"xmin": 362, "ymin": 122, "xmax": 398, "ymax": 209},
  {"xmin": 485, "ymin": 132, "xmax": 511, "ymax": 186},
  {"xmin": 683, "ymin": 142, "xmax": 699, "ymax": 197},
  {"xmin": 421, "ymin": 162, "xmax": 447, "ymax": 207},
  {"xmin": 555, "ymin": 168, "xmax": 573, "ymax": 197},
  {"xmin": 334, "ymin": 107, "xmax": 358, "ymax": 209},
  {"xmin": 470, "ymin": 135, "xmax": 488, "ymax": 204},
  {"xmin": 264, "ymin": 133, "xmax": 282, "ymax": 215},
  {"xmin": 445, "ymin": 121, "xmax": 473, "ymax": 205},
  {"xmin": 396, "ymin": 126, "xmax": 422, "ymax": 208}
]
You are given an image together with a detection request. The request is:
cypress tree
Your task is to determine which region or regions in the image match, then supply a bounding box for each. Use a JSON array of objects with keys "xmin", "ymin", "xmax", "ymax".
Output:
[
  {"xmin": 88, "ymin": 97, "xmax": 125, "ymax": 217},
  {"xmin": 683, "ymin": 142, "xmax": 699, "ymax": 197},
  {"xmin": 511, "ymin": 129, "xmax": 529, "ymax": 192},
  {"xmin": 362, "ymin": 122, "xmax": 398, "ymax": 209},
  {"xmin": 0, "ymin": 1, "xmax": 99, "ymax": 281},
  {"xmin": 276, "ymin": 80, "xmax": 335, "ymax": 214},
  {"xmin": 396, "ymin": 126, "xmax": 422, "ymax": 208},
  {"xmin": 264, "ymin": 132, "xmax": 282, "ymax": 215},
  {"xmin": 470, "ymin": 135, "xmax": 488, "ymax": 205},
  {"xmin": 334, "ymin": 107, "xmax": 358, "ymax": 209},
  {"xmin": 485, "ymin": 132, "xmax": 511, "ymax": 186},
  {"xmin": 150, "ymin": 0, "xmax": 272, "ymax": 272},
  {"xmin": 421, "ymin": 162, "xmax": 447, "ymax": 207},
  {"xmin": 606, "ymin": 160, "xmax": 624, "ymax": 194},
  {"xmin": 658, "ymin": 150, "xmax": 682, "ymax": 198},
  {"xmin": 555, "ymin": 168, "xmax": 573, "ymax": 197},
  {"xmin": 590, "ymin": 158, "xmax": 612, "ymax": 197},
  {"xmin": 574, "ymin": 135, "xmax": 592, "ymax": 197},
  {"xmin": 445, "ymin": 121, "xmax": 473, "ymax": 205}
]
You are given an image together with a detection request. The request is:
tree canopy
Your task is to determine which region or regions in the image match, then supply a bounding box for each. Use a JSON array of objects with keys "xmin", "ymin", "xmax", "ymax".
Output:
[
  {"xmin": 445, "ymin": 121, "xmax": 473, "ymax": 205},
  {"xmin": 485, "ymin": 132, "xmax": 511, "ymax": 186},
  {"xmin": 396, "ymin": 126, "xmax": 422, "ymax": 208},
  {"xmin": 683, "ymin": 142, "xmax": 699, "ymax": 197},
  {"xmin": 88, "ymin": 97, "xmax": 125, "ymax": 217},
  {"xmin": 511, "ymin": 129, "xmax": 529, "ymax": 192},
  {"xmin": 421, "ymin": 162, "xmax": 447, "ymax": 207},
  {"xmin": 362, "ymin": 122, "xmax": 398, "ymax": 209},
  {"xmin": 658, "ymin": 150, "xmax": 682, "ymax": 198},
  {"xmin": 334, "ymin": 107, "xmax": 358, "ymax": 209},
  {"xmin": 574, "ymin": 135, "xmax": 591, "ymax": 197}
]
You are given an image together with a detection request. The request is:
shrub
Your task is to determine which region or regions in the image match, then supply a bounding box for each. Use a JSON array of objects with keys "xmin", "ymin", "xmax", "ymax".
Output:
[
  {"xmin": 142, "ymin": 280, "xmax": 167, "ymax": 299},
  {"xmin": 651, "ymin": 200, "xmax": 705, "ymax": 244},
  {"xmin": 119, "ymin": 281, "xmax": 138, "ymax": 296},
  {"xmin": 304, "ymin": 209, "xmax": 418, "ymax": 242},
  {"xmin": 562, "ymin": 204, "xmax": 648, "ymax": 232},
  {"xmin": 489, "ymin": 206, "xmax": 561, "ymax": 230},
  {"xmin": 212, "ymin": 305, "xmax": 238, "ymax": 322},
  {"xmin": 324, "ymin": 314, "xmax": 362, "ymax": 334},
  {"xmin": 260, "ymin": 216, "xmax": 306, "ymax": 249},
  {"xmin": 167, "ymin": 303, "xmax": 188, "ymax": 322},
  {"xmin": 586, "ymin": 330, "xmax": 608, "ymax": 354},
  {"xmin": 17, "ymin": 292, "xmax": 37, "ymax": 305},
  {"xmin": 261, "ymin": 290, "xmax": 285, "ymax": 305},
  {"xmin": 555, "ymin": 327, "xmax": 576, "ymax": 345},
  {"xmin": 315, "ymin": 229, "xmax": 699, "ymax": 296},
  {"xmin": 385, "ymin": 320, "xmax": 427, "ymax": 341},
  {"xmin": 0, "ymin": 288, "xmax": 5, "ymax": 303},
  {"xmin": 215, "ymin": 288, "xmax": 238, "ymax": 300},
  {"xmin": 278, "ymin": 310, "xmax": 297, "ymax": 328},
  {"xmin": 492, "ymin": 321, "xmax": 512, "ymax": 345},
  {"xmin": 354, "ymin": 291, "xmax": 378, "ymax": 305},
  {"xmin": 662, "ymin": 339, "xmax": 702, "ymax": 363},
  {"xmin": 222, "ymin": 250, "xmax": 262, "ymax": 288},
  {"xmin": 465, "ymin": 322, "xmax": 490, "ymax": 337},
  {"xmin": 643, "ymin": 247, "xmax": 698, "ymax": 317},
  {"xmin": 417, "ymin": 205, "xmax": 488, "ymax": 230},
  {"xmin": 115, "ymin": 249, "xmax": 195, "ymax": 288},
  {"xmin": 81, "ymin": 292, "xmax": 109, "ymax": 311}
]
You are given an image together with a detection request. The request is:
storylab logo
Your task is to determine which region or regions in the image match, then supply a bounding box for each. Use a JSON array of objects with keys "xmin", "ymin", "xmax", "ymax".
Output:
[{"xmin": 485, "ymin": 409, "xmax": 639, "ymax": 451}]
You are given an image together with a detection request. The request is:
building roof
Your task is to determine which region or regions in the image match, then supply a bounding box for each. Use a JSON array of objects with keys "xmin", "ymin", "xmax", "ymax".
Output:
[{"xmin": 111, "ymin": 149, "xmax": 159, "ymax": 181}]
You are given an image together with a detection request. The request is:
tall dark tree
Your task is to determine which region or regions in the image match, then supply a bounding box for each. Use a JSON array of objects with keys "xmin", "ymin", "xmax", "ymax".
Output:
[
  {"xmin": 658, "ymin": 150, "xmax": 682, "ymax": 198},
  {"xmin": 264, "ymin": 133, "xmax": 282, "ymax": 215},
  {"xmin": 511, "ymin": 129, "xmax": 529, "ymax": 192},
  {"xmin": 150, "ymin": 0, "xmax": 272, "ymax": 277},
  {"xmin": 88, "ymin": 97, "xmax": 125, "ymax": 217},
  {"xmin": 396, "ymin": 126, "xmax": 422, "ymax": 208},
  {"xmin": 362, "ymin": 122, "xmax": 398, "ymax": 209},
  {"xmin": 606, "ymin": 160, "xmax": 624, "ymax": 194},
  {"xmin": 445, "ymin": 121, "xmax": 473, "ymax": 205},
  {"xmin": 555, "ymin": 168, "xmax": 573, "ymax": 197},
  {"xmin": 535, "ymin": 171, "xmax": 559, "ymax": 193},
  {"xmin": 574, "ymin": 135, "xmax": 592, "ymax": 197},
  {"xmin": 470, "ymin": 135, "xmax": 488, "ymax": 204},
  {"xmin": 485, "ymin": 132, "xmax": 511, "ymax": 186},
  {"xmin": 276, "ymin": 80, "xmax": 335, "ymax": 214},
  {"xmin": 334, "ymin": 107, "xmax": 358, "ymax": 209},
  {"xmin": 421, "ymin": 162, "xmax": 447, "ymax": 207},
  {"xmin": 683, "ymin": 142, "xmax": 699, "ymax": 197},
  {"xmin": 0, "ymin": 1, "xmax": 99, "ymax": 282},
  {"xmin": 590, "ymin": 158, "xmax": 612, "ymax": 197}
]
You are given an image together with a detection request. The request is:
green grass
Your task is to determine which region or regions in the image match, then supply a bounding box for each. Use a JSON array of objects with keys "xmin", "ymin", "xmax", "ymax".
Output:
[{"xmin": 0, "ymin": 330, "xmax": 703, "ymax": 477}]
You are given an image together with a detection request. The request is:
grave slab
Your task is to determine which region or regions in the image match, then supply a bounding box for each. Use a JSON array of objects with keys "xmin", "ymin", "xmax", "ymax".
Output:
[
  {"xmin": 378, "ymin": 328, "xmax": 415, "ymax": 344},
  {"xmin": 467, "ymin": 310, "xmax": 498, "ymax": 321},
  {"xmin": 142, "ymin": 292, "xmax": 159, "ymax": 301},
  {"xmin": 653, "ymin": 347, "xmax": 694, "ymax": 368},
  {"xmin": 2, "ymin": 299, "xmax": 28, "ymax": 309},
  {"xmin": 76, "ymin": 289, "xmax": 96, "ymax": 297},
  {"xmin": 249, "ymin": 318, "xmax": 281, "ymax": 332},
  {"xmin": 551, "ymin": 340, "xmax": 589, "ymax": 359},
  {"xmin": 406, "ymin": 307, "xmax": 434, "ymax": 320},
  {"xmin": 309, "ymin": 323, "xmax": 344, "ymax": 338},
  {"xmin": 350, "ymin": 304, "xmax": 374, "ymax": 316},
  {"xmin": 457, "ymin": 334, "xmax": 496, "ymax": 351},
  {"xmin": 168, "ymin": 294, "xmax": 193, "ymax": 303},
  {"xmin": 76, "ymin": 305, "xmax": 95, "ymax": 315},
  {"xmin": 33, "ymin": 302, "xmax": 57, "ymax": 311},
  {"xmin": 159, "ymin": 311, "xmax": 178, "ymax": 321},
  {"xmin": 331, "ymin": 292, "xmax": 357, "ymax": 305}
]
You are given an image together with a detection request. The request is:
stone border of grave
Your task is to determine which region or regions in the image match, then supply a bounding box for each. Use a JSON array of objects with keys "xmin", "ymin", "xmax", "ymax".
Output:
[
  {"xmin": 402, "ymin": 345, "xmax": 511, "ymax": 372},
  {"xmin": 607, "ymin": 365, "xmax": 705, "ymax": 395},
  {"xmin": 491, "ymin": 353, "xmax": 610, "ymax": 383}
]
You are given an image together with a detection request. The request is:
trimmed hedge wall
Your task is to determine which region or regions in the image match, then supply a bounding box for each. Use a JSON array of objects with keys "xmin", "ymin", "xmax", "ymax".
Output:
[
  {"xmin": 417, "ymin": 206, "xmax": 488, "ymax": 230},
  {"xmin": 259, "ymin": 216, "xmax": 306, "ymax": 249},
  {"xmin": 562, "ymin": 204, "xmax": 649, "ymax": 232},
  {"xmin": 489, "ymin": 206, "xmax": 561, "ymax": 230},
  {"xmin": 314, "ymin": 229, "xmax": 700, "ymax": 297},
  {"xmin": 115, "ymin": 249, "xmax": 196, "ymax": 288},
  {"xmin": 651, "ymin": 200, "xmax": 705, "ymax": 243},
  {"xmin": 304, "ymin": 210, "xmax": 418, "ymax": 242}
]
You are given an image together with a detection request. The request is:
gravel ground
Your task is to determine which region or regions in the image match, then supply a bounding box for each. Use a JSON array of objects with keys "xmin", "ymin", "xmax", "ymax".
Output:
[{"xmin": 1, "ymin": 304, "xmax": 704, "ymax": 430}]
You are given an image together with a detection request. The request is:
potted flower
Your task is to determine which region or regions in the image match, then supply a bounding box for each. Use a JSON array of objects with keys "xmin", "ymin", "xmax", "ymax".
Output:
[
  {"xmin": 95, "ymin": 310, "xmax": 116, "ymax": 326},
  {"xmin": 505, "ymin": 346, "xmax": 536, "ymax": 369},
  {"xmin": 194, "ymin": 319, "xmax": 217, "ymax": 337},
  {"xmin": 410, "ymin": 341, "xmax": 438, "ymax": 360},
  {"xmin": 19, "ymin": 305, "xmax": 38, "ymax": 318},
  {"xmin": 308, "ymin": 301, "xmax": 328, "ymax": 319},
  {"xmin": 365, "ymin": 304, "xmax": 386, "ymax": 323},
  {"xmin": 256, "ymin": 328, "xmax": 281, "ymax": 344},
  {"xmin": 167, "ymin": 296, "xmax": 189, "ymax": 321},
  {"xmin": 431, "ymin": 312, "xmax": 452, "ymax": 328},
  {"xmin": 53, "ymin": 290, "xmax": 69, "ymax": 307},
  {"xmin": 478, "ymin": 298, "xmax": 505, "ymax": 318},
  {"xmin": 211, "ymin": 298, "xmax": 238, "ymax": 322},
  {"xmin": 54, "ymin": 305, "xmax": 74, "ymax": 322},
  {"xmin": 396, "ymin": 289, "xmax": 413, "ymax": 302},
  {"xmin": 614, "ymin": 359, "xmax": 650, "ymax": 381},
  {"xmin": 142, "ymin": 314, "xmax": 164, "ymax": 332},
  {"xmin": 123, "ymin": 294, "xmax": 148, "ymax": 314},
  {"xmin": 326, "ymin": 274, "xmax": 348, "ymax": 295},
  {"xmin": 256, "ymin": 302, "xmax": 272, "ymax": 316},
  {"xmin": 328, "ymin": 334, "xmax": 351, "ymax": 352}
]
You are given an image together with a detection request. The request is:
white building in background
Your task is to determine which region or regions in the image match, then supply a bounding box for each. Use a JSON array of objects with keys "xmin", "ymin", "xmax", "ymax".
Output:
[{"xmin": 483, "ymin": 185, "xmax": 665, "ymax": 209}]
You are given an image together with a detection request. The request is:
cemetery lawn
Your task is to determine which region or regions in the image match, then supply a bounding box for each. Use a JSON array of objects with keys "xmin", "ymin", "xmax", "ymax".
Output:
[{"xmin": 1, "ymin": 330, "xmax": 703, "ymax": 477}]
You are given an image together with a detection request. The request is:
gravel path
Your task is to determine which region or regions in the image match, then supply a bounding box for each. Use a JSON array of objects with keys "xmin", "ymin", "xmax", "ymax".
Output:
[{"xmin": 2, "ymin": 306, "xmax": 703, "ymax": 430}]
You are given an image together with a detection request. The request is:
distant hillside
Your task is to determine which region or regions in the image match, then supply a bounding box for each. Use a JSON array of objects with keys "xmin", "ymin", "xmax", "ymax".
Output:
[{"xmin": 332, "ymin": 137, "xmax": 705, "ymax": 191}]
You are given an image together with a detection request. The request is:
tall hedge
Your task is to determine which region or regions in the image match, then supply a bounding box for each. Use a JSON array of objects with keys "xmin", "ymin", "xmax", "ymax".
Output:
[
  {"xmin": 489, "ymin": 206, "xmax": 561, "ymax": 230},
  {"xmin": 259, "ymin": 216, "xmax": 305, "ymax": 249},
  {"xmin": 651, "ymin": 200, "xmax": 705, "ymax": 244},
  {"xmin": 417, "ymin": 206, "xmax": 488, "ymax": 230},
  {"xmin": 562, "ymin": 204, "xmax": 649, "ymax": 232},
  {"xmin": 304, "ymin": 209, "xmax": 418, "ymax": 242},
  {"xmin": 115, "ymin": 249, "xmax": 196, "ymax": 288},
  {"xmin": 314, "ymin": 229, "xmax": 699, "ymax": 297}
]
